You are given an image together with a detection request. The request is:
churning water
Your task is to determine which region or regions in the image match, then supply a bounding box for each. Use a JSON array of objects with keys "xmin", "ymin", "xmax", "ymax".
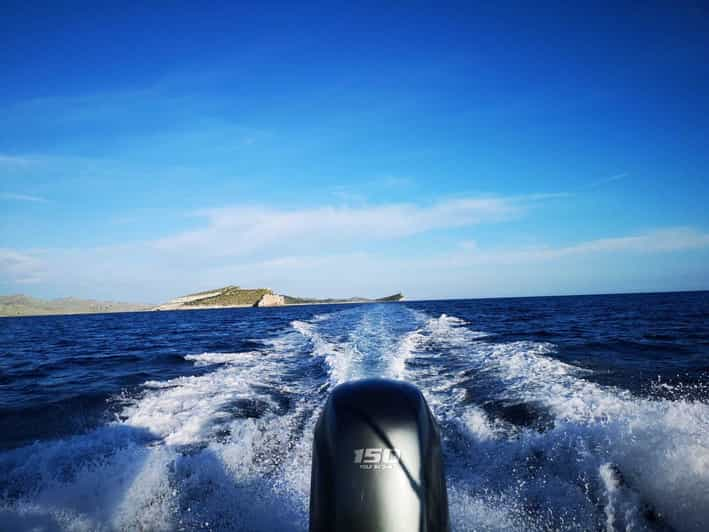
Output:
[{"xmin": 1, "ymin": 292, "xmax": 708, "ymax": 531}]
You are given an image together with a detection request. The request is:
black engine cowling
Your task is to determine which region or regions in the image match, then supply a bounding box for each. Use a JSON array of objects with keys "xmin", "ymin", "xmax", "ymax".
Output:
[{"xmin": 309, "ymin": 379, "xmax": 449, "ymax": 531}]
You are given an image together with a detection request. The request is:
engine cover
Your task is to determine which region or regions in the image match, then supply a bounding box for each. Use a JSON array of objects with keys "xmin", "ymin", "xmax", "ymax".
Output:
[{"xmin": 309, "ymin": 379, "xmax": 449, "ymax": 532}]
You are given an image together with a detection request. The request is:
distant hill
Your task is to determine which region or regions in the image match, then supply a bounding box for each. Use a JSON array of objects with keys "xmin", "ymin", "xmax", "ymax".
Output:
[
  {"xmin": 155, "ymin": 286, "xmax": 404, "ymax": 310},
  {"xmin": 154, "ymin": 285, "xmax": 276, "ymax": 310},
  {"xmin": 0, "ymin": 295, "xmax": 150, "ymax": 317}
]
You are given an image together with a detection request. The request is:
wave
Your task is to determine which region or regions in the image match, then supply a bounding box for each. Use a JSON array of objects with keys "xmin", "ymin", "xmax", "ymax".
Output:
[
  {"xmin": 290, "ymin": 319, "xmax": 352, "ymax": 384},
  {"xmin": 291, "ymin": 306, "xmax": 423, "ymax": 384},
  {"xmin": 183, "ymin": 351, "xmax": 263, "ymax": 366},
  {"xmin": 1, "ymin": 304, "xmax": 707, "ymax": 531},
  {"xmin": 400, "ymin": 311, "xmax": 709, "ymax": 531},
  {"xmin": 0, "ymin": 328, "xmax": 325, "ymax": 530}
]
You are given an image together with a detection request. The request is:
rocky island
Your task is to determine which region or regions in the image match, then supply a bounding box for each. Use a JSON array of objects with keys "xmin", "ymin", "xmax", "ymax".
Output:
[{"xmin": 154, "ymin": 285, "xmax": 404, "ymax": 311}]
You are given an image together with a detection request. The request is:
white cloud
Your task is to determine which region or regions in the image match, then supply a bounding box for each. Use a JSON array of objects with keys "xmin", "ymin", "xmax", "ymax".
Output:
[
  {"xmin": 327, "ymin": 175, "xmax": 414, "ymax": 203},
  {"xmin": 0, "ymin": 248, "xmax": 45, "ymax": 285},
  {"xmin": 153, "ymin": 197, "xmax": 521, "ymax": 257},
  {"xmin": 588, "ymin": 173, "xmax": 628, "ymax": 188},
  {"xmin": 1, "ymin": 193, "xmax": 49, "ymax": 203},
  {"xmin": 453, "ymin": 227, "xmax": 709, "ymax": 265},
  {"xmin": 2, "ymin": 192, "xmax": 707, "ymax": 301},
  {"xmin": 185, "ymin": 227, "xmax": 709, "ymax": 298},
  {"xmin": 0, "ymin": 154, "xmax": 38, "ymax": 167},
  {"xmin": 548, "ymin": 227, "xmax": 709, "ymax": 255},
  {"xmin": 378, "ymin": 175, "xmax": 414, "ymax": 188}
]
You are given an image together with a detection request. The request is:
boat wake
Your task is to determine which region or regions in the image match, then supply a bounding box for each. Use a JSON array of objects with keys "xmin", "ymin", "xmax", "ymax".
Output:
[{"xmin": 1, "ymin": 304, "xmax": 708, "ymax": 531}]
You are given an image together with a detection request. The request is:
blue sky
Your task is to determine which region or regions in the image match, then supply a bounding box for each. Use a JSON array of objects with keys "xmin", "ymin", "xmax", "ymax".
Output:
[{"xmin": 1, "ymin": 2, "xmax": 708, "ymax": 302}]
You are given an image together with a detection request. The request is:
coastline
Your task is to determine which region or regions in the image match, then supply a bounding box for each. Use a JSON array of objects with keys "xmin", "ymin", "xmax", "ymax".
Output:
[{"xmin": 0, "ymin": 298, "xmax": 405, "ymax": 318}]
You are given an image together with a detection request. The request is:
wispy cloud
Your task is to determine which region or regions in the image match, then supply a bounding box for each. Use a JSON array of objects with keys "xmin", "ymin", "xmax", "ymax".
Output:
[
  {"xmin": 454, "ymin": 227, "xmax": 709, "ymax": 265},
  {"xmin": 0, "ymin": 195, "xmax": 544, "ymax": 298},
  {"xmin": 329, "ymin": 186, "xmax": 368, "ymax": 204},
  {"xmin": 2, "ymin": 186, "xmax": 706, "ymax": 301},
  {"xmin": 327, "ymin": 175, "xmax": 415, "ymax": 203},
  {"xmin": 6, "ymin": 225, "xmax": 708, "ymax": 301},
  {"xmin": 378, "ymin": 175, "xmax": 414, "ymax": 188},
  {"xmin": 153, "ymin": 197, "xmax": 522, "ymax": 257},
  {"xmin": 0, "ymin": 192, "xmax": 49, "ymax": 203},
  {"xmin": 0, "ymin": 154, "xmax": 38, "ymax": 167},
  {"xmin": 517, "ymin": 192, "xmax": 571, "ymax": 201},
  {"xmin": 0, "ymin": 248, "xmax": 45, "ymax": 285},
  {"xmin": 588, "ymin": 173, "xmax": 628, "ymax": 188},
  {"xmin": 3, "ymin": 224, "xmax": 708, "ymax": 301},
  {"xmin": 543, "ymin": 227, "xmax": 709, "ymax": 255}
]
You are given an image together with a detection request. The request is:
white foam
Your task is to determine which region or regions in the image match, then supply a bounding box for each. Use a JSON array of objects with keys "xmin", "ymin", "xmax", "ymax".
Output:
[
  {"xmin": 461, "ymin": 408, "xmax": 501, "ymax": 442},
  {"xmin": 470, "ymin": 340, "xmax": 709, "ymax": 530},
  {"xmin": 123, "ymin": 368, "xmax": 252, "ymax": 445},
  {"xmin": 0, "ymin": 325, "xmax": 322, "ymax": 530},
  {"xmin": 291, "ymin": 318, "xmax": 353, "ymax": 383},
  {"xmin": 599, "ymin": 462, "xmax": 644, "ymax": 532},
  {"xmin": 291, "ymin": 307, "xmax": 424, "ymax": 384},
  {"xmin": 391, "ymin": 312, "xmax": 488, "ymax": 380},
  {"xmin": 425, "ymin": 313, "xmax": 488, "ymax": 344},
  {"xmin": 390, "ymin": 328, "xmax": 424, "ymax": 378},
  {"xmin": 184, "ymin": 351, "xmax": 262, "ymax": 366},
  {"xmin": 400, "ymin": 311, "xmax": 709, "ymax": 532},
  {"xmin": 447, "ymin": 487, "xmax": 526, "ymax": 532}
]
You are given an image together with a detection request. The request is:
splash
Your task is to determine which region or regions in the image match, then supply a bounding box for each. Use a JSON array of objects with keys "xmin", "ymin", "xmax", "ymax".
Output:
[
  {"xmin": 400, "ymin": 311, "xmax": 709, "ymax": 531},
  {"xmin": 1, "ymin": 304, "xmax": 708, "ymax": 531}
]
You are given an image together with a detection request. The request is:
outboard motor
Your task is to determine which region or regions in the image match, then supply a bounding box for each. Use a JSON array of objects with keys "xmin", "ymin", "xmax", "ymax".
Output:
[{"xmin": 309, "ymin": 379, "xmax": 449, "ymax": 532}]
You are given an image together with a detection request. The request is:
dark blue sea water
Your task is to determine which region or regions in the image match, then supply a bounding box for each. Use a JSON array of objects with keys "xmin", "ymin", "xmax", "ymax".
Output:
[{"xmin": 1, "ymin": 292, "xmax": 708, "ymax": 531}]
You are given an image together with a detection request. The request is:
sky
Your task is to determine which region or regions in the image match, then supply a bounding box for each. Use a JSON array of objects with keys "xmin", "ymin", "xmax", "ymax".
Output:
[{"xmin": 1, "ymin": 2, "xmax": 708, "ymax": 303}]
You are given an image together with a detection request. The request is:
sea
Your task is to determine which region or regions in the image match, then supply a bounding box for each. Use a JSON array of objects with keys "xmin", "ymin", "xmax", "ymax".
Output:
[{"xmin": 0, "ymin": 291, "xmax": 708, "ymax": 531}]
